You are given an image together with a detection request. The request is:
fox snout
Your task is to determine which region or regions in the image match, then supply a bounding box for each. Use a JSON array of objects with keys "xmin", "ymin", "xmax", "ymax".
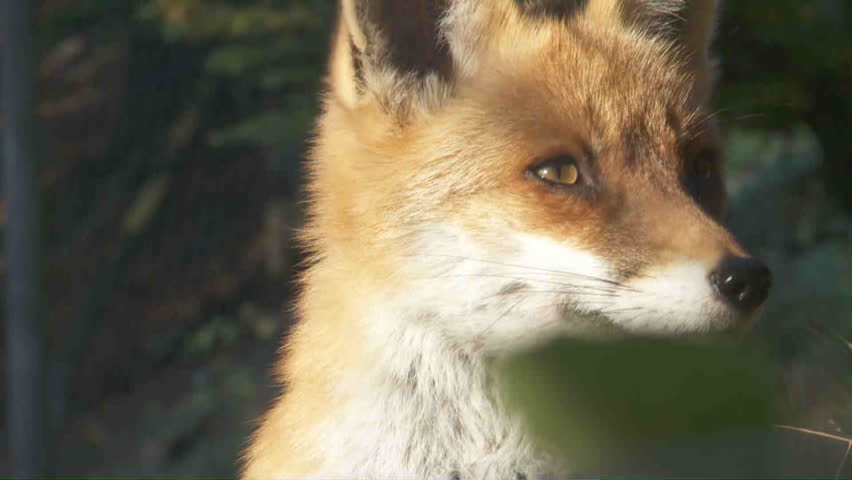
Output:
[{"xmin": 710, "ymin": 255, "xmax": 772, "ymax": 316}]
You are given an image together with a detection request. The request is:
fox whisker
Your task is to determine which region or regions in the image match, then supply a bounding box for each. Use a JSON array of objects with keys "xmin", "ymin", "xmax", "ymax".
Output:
[
  {"xmin": 417, "ymin": 273, "xmax": 637, "ymax": 294},
  {"xmin": 474, "ymin": 296, "xmax": 530, "ymax": 343},
  {"xmin": 416, "ymin": 255, "xmax": 639, "ymax": 291}
]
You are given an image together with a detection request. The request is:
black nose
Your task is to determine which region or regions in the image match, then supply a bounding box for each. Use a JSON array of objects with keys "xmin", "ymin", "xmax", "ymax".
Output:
[{"xmin": 710, "ymin": 256, "xmax": 772, "ymax": 313}]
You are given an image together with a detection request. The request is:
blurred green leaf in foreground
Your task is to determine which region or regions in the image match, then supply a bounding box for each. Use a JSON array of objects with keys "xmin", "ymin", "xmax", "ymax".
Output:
[{"xmin": 499, "ymin": 337, "xmax": 780, "ymax": 478}]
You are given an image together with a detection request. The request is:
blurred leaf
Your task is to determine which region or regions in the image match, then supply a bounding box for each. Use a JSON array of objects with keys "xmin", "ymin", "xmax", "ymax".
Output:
[
  {"xmin": 122, "ymin": 175, "xmax": 171, "ymax": 236},
  {"xmin": 208, "ymin": 102, "xmax": 316, "ymax": 150},
  {"xmin": 499, "ymin": 337, "xmax": 777, "ymax": 477}
]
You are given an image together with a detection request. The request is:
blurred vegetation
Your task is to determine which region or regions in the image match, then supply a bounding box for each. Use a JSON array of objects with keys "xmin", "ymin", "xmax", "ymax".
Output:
[
  {"xmin": 0, "ymin": 0, "xmax": 849, "ymax": 477},
  {"xmin": 500, "ymin": 338, "xmax": 781, "ymax": 478},
  {"xmin": 501, "ymin": 336, "xmax": 852, "ymax": 478},
  {"xmin": 717, "ymin": 1, "xmax": 852, "ymax": 211},
  {"xmin": 138, "ymin": 0, "xmax": 332, "ymax": 162}
]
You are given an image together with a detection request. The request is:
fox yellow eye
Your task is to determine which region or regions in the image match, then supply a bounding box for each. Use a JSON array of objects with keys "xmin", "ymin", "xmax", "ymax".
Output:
[{"xmin": 532, "ymin": 158, "xmax": 580, "ymax": 186}]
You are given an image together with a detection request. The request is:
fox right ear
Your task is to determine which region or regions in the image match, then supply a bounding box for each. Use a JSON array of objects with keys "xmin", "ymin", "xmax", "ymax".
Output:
[
  {"xmin": 584, "ymin": 0, "xmax": 719, "ymax": 52},
  {"xmin": 585, "ymin": 0, "xmax": 720, "ymax": 102},
  {"xmin": 329, "ymin": 0, "xmax": 456, "ymax": 112}
]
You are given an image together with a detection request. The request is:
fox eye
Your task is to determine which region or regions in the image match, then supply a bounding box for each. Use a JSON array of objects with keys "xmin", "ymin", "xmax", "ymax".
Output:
[
  {"xmin": 685, "ymin": 148, "xmax": 725, "ymax": 218},
  {"xmin": 686, "ymin": 149, "xmax": 719, "ymax": 190},
  {"xmin": 530, "ymin": 157, "xmax": 581, "ymax": 186},
  {"xmin": 692, "ymin": 154, "xmax": 714, "ymax": 180}
]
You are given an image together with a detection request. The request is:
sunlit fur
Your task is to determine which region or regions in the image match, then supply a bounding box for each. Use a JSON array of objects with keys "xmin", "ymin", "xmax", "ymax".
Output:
[{"xmin": 242, "ymin": 0, "xmax": 751, "ymax": 478}]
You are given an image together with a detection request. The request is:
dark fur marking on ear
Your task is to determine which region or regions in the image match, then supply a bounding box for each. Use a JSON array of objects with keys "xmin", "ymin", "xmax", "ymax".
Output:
[
  {"xmin": 357, "ymin": 0, "xmax": 453, "ymax": 79},
  {"xmin": 351, "ymin": 37, "xmax": 366, "ymax": 87},
  {"xmin": 514, "ymin": 0, "xmax": 587, "ymax": 19}
]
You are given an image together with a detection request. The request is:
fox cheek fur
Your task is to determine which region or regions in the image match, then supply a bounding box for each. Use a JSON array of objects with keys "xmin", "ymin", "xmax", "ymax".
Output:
[{"xmin": 243, "ymin": 0, "xmax": 771, "ymax": 478}]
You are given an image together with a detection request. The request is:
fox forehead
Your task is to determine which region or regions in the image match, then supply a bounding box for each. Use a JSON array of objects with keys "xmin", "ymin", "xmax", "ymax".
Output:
[
  {"xmin": 337, "ymin": 1, "xmax": 716, "ymax": 172},
  {"xmin": 407, "ymin": 18, "xmax": 712, "ymax": 180}
]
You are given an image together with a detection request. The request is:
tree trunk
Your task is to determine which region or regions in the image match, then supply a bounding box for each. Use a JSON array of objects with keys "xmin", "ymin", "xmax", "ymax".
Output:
[{"xmin": 2, "ymin": 0, "xmax": 50, "ymax": 476}]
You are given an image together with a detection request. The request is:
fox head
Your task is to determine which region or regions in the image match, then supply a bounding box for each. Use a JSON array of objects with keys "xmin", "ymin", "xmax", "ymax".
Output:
[{"xmin": 305, "ymin": 0, "xmax": 771, "ymax": 350}]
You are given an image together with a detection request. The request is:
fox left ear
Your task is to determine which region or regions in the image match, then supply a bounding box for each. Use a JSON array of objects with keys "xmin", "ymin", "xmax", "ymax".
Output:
[{"xmin": 330, "ymin": 0, "xmax": 457, "ymax": 113}]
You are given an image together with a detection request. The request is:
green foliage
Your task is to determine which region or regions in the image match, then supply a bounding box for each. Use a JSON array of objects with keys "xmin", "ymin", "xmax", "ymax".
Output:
[
  {"xmin": 499, "ymin": 337, "xmax": 778, "ymax": 477},
  {"xmin": 717, "ymin": 0, "xmax": 852, "ymax": 209},
  {"xmin": 137, "ymin": 0, "xmax": 333, "ymax": 171},
  {"xmin": 717, "ymin": 1, "xmax": 852, "ymax": 124}
]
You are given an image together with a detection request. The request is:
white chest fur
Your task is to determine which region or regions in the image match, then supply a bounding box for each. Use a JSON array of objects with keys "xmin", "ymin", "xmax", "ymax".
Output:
[{"xmin": 312, "ymin": 320, "xmax": 549, "ymax": 479}]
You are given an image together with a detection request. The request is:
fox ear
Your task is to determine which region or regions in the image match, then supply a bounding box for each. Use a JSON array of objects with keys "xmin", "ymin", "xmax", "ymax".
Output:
[
  {"xmin": 514, "ymin": 0, "xmax": 588, "ymax": 18},
  {"xmin": 672, "ymin": 0, "xmax": 720, "ymax": 102},
  {"xmin": 616, "ymin": 0, "xmax": 720, "ymax": 101},
  {"xmin": 679, "ymin": 0, "xmax": 719, "ymax": 61},
  {"xmin": 607, "ymin": 1, "xmax": 717, "ymax": 47},
  {"xmin": 330, "ymin": 0, "xmax": 455, "ymax": 111}
]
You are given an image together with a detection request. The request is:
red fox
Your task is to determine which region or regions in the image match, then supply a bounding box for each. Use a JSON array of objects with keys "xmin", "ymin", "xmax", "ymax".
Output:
[{"xmin": 243, "ymin": 0, "xmax": 772, "ymax": 477}]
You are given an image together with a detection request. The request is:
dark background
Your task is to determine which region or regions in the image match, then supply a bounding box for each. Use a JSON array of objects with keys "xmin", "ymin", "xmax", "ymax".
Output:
[{"xmin": 0, "ymin": 0, "xmax": 850, "ymax": 477}]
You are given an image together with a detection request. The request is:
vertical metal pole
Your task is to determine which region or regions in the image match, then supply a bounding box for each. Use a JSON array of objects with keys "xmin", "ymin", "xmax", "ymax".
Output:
[{"xmin": 2, "ymin": 0, "xmax": 48, "ymax": 476}]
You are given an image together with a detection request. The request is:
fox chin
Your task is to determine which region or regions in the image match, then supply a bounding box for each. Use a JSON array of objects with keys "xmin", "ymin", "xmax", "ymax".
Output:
[{"xmin": 242, "ymin": 0, "xmax": 771, "ymax": 478}]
